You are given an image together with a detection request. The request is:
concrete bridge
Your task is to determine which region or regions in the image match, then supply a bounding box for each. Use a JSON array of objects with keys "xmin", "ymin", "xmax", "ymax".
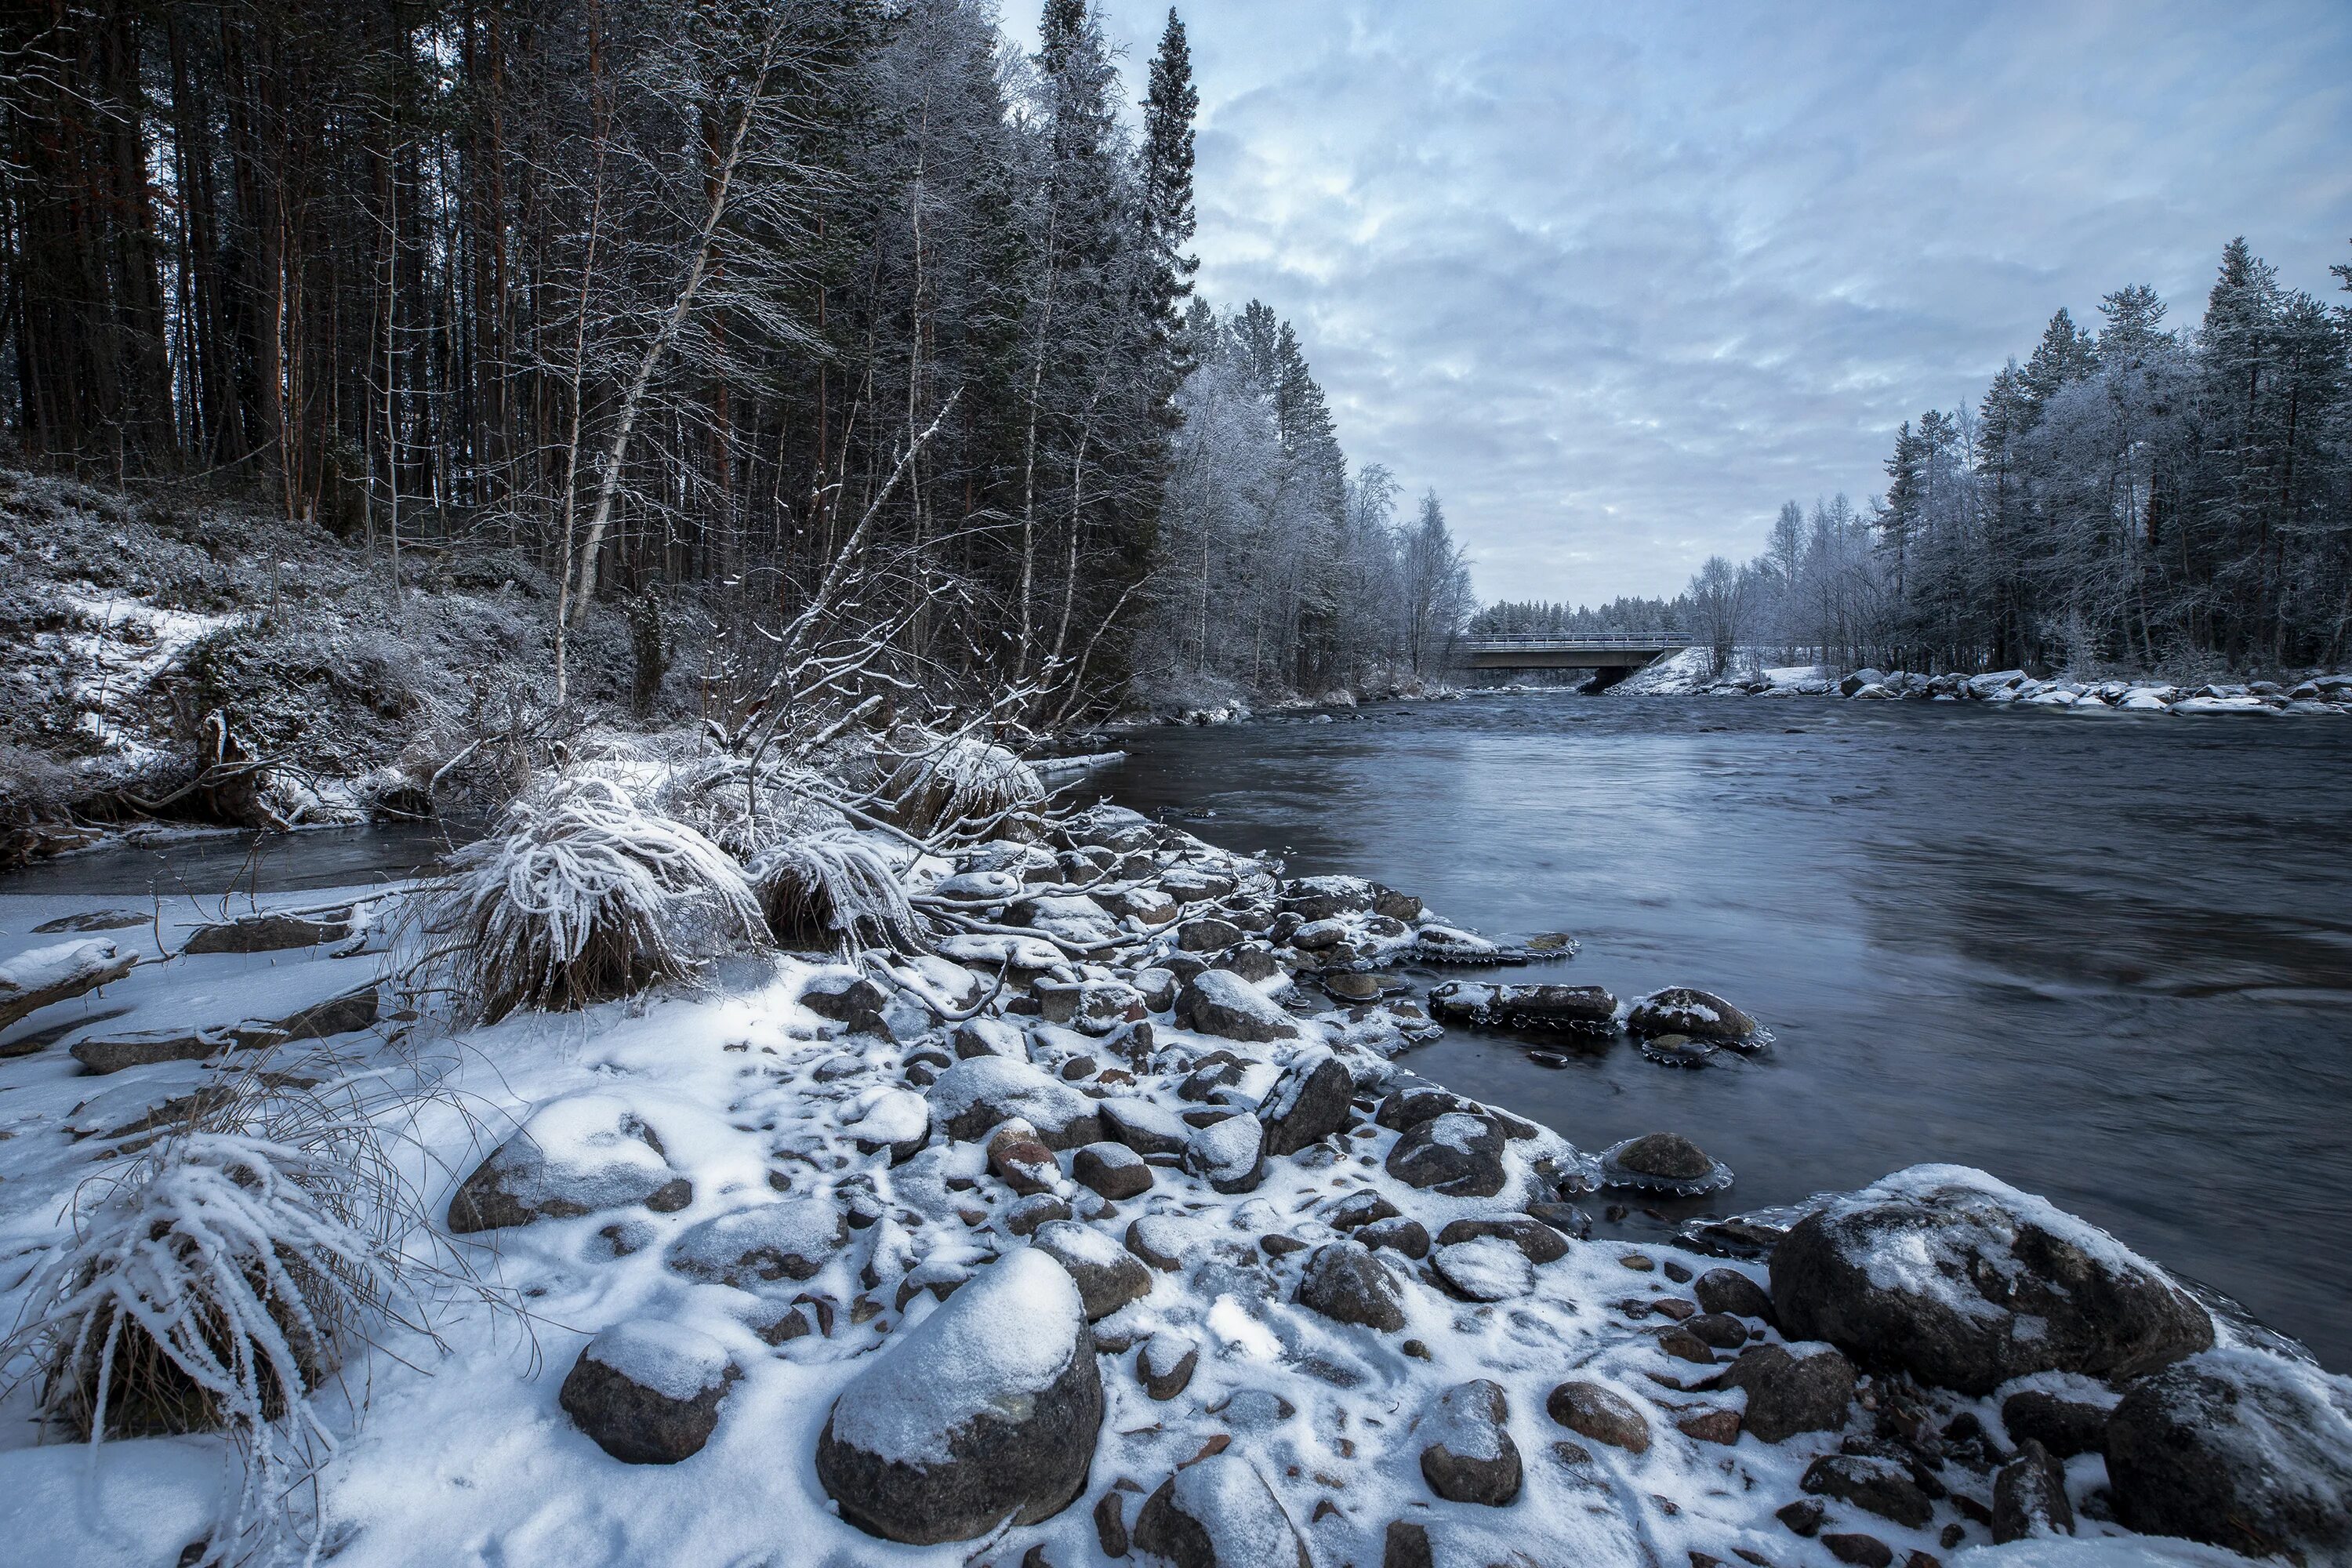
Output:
[{"xmin": 1458, "ymin": 633, "xmax": 1693, "ymax": 674}]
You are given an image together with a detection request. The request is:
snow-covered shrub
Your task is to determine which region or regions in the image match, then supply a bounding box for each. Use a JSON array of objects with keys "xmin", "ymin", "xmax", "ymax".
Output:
[
  {"xmin": 1, "ymin": 1082, "xmax": 423, "ymax": 1561},
  {"xmin": 425, "ymin": 770, "xmax": 762, "ymax": 1021},
  {"xmin": 874, "ymin": 725, "xmax": 1044, "ymax": 840},
  {"xmin": 753, "ymin": 835, "xmax": 924, "ymax": 955},
  {"xmin": 655, "ymin": 749, "xmax": 843, "ymax": 860}
]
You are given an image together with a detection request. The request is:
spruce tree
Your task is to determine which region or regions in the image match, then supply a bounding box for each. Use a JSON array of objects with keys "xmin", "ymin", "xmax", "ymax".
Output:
[{"xmin": 1140, "ymin": 10, "xmax": 1200, "ymax": 367}]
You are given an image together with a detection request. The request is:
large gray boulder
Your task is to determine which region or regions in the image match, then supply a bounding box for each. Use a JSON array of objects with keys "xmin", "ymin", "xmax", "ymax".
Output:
[
  {"xmin": 2104, "ymin": 1348, "xmax": 2352, "ymax": 1564},
  {"xmin": 1626, "ymin": 986, "xmax": 1756, "ymax": 1040},
  {"xmin": 816, "ymin": 1247, "xmax": 1102, "ymax": 1544},
  {"xmin": 1769, "ymin": 1167, "xmax": 2212, "ymax": 1395},
  {"xmin": 448, "ymin": 1095, "xmax": 691, "ymax": 1232},
  {"xmin": 1132, "ymin": 1454, "xmax": 1312, "ymax": 1568},
  {"xmin": 559, "ymin": 1320, "xmax": 737, "ymax": 1464},
  {"xmin": 1031, "ymin": 1219, "xmax": 1155, "ymax": 1321}
]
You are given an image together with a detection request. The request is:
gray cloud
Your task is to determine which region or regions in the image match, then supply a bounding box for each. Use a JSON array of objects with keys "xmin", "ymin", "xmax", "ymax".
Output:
[{"xmin": 1032, "ymin": 0, "xmax": 2352, "ymax": 601}]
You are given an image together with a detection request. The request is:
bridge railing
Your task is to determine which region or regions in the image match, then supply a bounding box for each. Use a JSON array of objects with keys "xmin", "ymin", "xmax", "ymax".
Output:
[{"xmin": 1460, "ymin": 633, "xmax": 1692, "ymax": 651}]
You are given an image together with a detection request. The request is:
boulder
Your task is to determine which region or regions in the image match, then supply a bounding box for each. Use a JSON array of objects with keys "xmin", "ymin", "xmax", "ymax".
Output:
[
  {"xmin": 1073, "ymin": 1142, "xmax": 1153, "ymax": 1200},
  {"xmin": 1544, "ymin": 1381, "xmax": 1650, "ymax": 1454},
  {"xmin": 1432, "ymin": 1237, "xmax": 1534, "ymax": 1301},
  {"xmin": 1841, "ymin": 668, "xmax": 1888, "ymax": 697},
  {"xmin": 1719, "ymin": 1343, "xmax": 1856, "ymax": 1443},
  {"xmin": 799, "ymin": 971, "xmax": 890, "ymax": 1033},
  {"xmin": 1323, "ymin": 1190, "xmax": 1403, "ymax": 1230},
  {"xmin": 816, "ymin": 1248, "xmax": 1102, "ymax": 1544},
  {"xmin": 2000, "ymin": 1390, "xmax": 2108, "ymax": 1459},
  {"xmin": 180, "ymin": 911, "xmax": 347, "ymax": 955},
  {"xmin": 1435, "ymin": 1216, "xmax": 1570, "ymax": 1265},
  {"xmin": 1627, "ymin": 987, "xmax": 1756, "ymax": 1040},
  {"xmin": 1384, "ymin": 1112, "xmax": 1507, "ymax": 1197},
  {"xmin": 1175, "ymin": 916, "xmax": 1243, "ymax": 953},
  {"xmin": 843, "ymin": 1087, "xmax": 931, "ymax": 1163},
  {"xmin": 928, "ymin": 1055, "xmax": 1103, "ymax": 1148},
  {"xmin": 448, "ymin": 1095, "xmax": 691, "ymax": 1232},
  {"xmin": 1175, "ymin": 971, "xmax": 1299, "ymax": 1043},
  {"xmin": 559, "ymin": 1320, "xmax": 737, "ymax": 1464},
  {"xmin": 1100, "ymin": 1095, "xmax": 1192, "ymax": 1158},
  {"xmin": 278, "ymin": 984, "xmax": 382, "ymax": 1042},
  {"xmin": 1256, "ymin": 1047, "xmax": 1354, "ymax": 1156},
  {"xmin": 1133, "ymin": 1453, "xmax": 1312, "ymax": 1568},
  {"xmin": 1140, "ymin": 1333, "xmax": 1200, "ymax": 1400},
  {"xmin": 1800, "ymin": 1454, "xmax": 1933, "ymax": 1529},
  {"xmin": 1599, "ymin": 1131, "xmax": 1730, "ymax": 1196},
  {"xmin": 1280, "ymin": 876, "xmax": 1377, "ymax": 922},
  {"xmin": 1296, "ymin": 1240, "xmax": 1406, "ymax": 1333},
  {"xmin": 1628, "ymin": 992, "xmax": 1759, "ymax": 1044},
  {"xmin": 1991, "ymin": 1439, "xmax": 2074, "ymax": 1544},
  {"xmin": 1183, "ymin": 1112, "xmax": 1265, "ymax": 1194},
  {"xmin": 1031, "ymin": 1220, "xmax": 1155, "ymax": 1321},
  {"xmin": 954, "ymin": 1016, "xmax": 1031, "ymax": 1061},
  {"xmin": 1694, "ymin": 1267, "xmax": 1776, "ymax": 1323},
  {"xmin": 1769, "ymin": 1166, "xmax": 2213, "ymax": 1396},
  {"xmin": 1419, "ymin": 1380, "xmax": 1522, "ymax": 1506},
  {"xmin": 1357, "ymin": 1217, "xmax": 1431, "ymax": 1259},
  {"xmin": 1429, "ymin": 982, "xmax": 1616, "ymax": 1029},
  {"xmin": 2104, "ymin": 1348, "xmax": 2352, "ymax": 1564},
  {"xmin": 665, "ymin": 1200, "xmax": 844, "ymax": 1286},
  {"xmin": 1384, "ymin": 1521, "xmax": 1433, "ymax": 1568},
  {"xmin": 1212, "ymin": 943, "xmax": 1284, "ymax": 983},
  {"xmin": 986, "ymin": 1118, "xmax": 1059, "ymax": 1195},
  {"xmin": 1376, "ymin": 1084, "xmax": 1470, "ymax": 1131},
  {"xmin": 0, "ymin": 938, "xmax": 136, "ymax": 1032}
]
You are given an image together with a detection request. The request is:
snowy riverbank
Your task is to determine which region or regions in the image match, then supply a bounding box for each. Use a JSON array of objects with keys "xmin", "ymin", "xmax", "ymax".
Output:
[
  {"xmin": 2, "ymin": 798, "xmax": 2345, "ymax": 1568},
  {"xmin": 1613, "ymin": 646, "xmax": 2352, "ymax": 714}
]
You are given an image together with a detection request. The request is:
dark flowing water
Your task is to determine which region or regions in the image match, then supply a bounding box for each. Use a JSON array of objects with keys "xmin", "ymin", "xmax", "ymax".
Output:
[{"xmin": 1104, "ymin": 693, "xmax": 2352, "ymax": 1370}]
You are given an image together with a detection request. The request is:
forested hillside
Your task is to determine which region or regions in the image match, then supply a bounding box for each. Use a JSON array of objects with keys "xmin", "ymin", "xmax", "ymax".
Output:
[{"xmin": 0, "ymin": 0, "xmax": 1471, "ymax": 758}]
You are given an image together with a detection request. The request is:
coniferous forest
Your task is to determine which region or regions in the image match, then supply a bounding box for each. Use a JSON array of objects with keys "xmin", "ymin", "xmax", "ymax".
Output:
[{"xmin": 1, "ymin": 0, "xmax": 1472, "ymax": 737}]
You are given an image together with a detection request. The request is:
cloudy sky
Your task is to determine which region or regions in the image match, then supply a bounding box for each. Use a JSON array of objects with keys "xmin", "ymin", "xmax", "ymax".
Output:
[{"xmin": 1014, "ymin": 0, "xmax": 2352, "ymax": 604}]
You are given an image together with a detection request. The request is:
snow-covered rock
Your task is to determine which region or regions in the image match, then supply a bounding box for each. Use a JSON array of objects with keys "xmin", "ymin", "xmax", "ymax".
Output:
[
  {"xmin": 1770, "ymin": 1164, "xmax": 2213, "ymax": 1395},
  {"xmin": 2103, "ymin": 1346, "xmax": 2352, "ymax": 1563},
  {"xmin": 0, "ymin": 937, "xmax": 136, "ymax": 1030},
  {"xmin": 446, "ymin": 1094, "xmax": 691, "ymax": 1232},
  {"xmin": 557, "ymin": 1320, "xmax": 736, "ymax": 1465},
  {"xmin": 815, "ymin": 1247, "xmax": 1102, "ymax": 1544},
  {"xmin": 1417, "ymin": 1379, "xmax": 1522, "ymax": 1506},
  {"xmin": 927, "ymin": 1054, "xmax": 1103, "ymax": 1147},
  {"xmin": 1175, "ymin": 968, "xmax": 1299, "ymax": 1042},
  {"xmin": 1132, "ymin": 1453, "xmax": 1312, "ymax": 1568}
]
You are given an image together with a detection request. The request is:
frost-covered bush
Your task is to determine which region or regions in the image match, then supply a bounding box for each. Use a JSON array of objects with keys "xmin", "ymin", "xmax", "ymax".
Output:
[
  {"xmin": 874, "ymin": 725, "xmax": 1044, "ymax": 840},
  {"xmin": 753, "ymin": 835, "xmax": 924, "ymax": 955},
  {"xmin": 655, "ymin": 750, "xmax": 843, "ymax": 860},
  {"xmin": 425, "ymin": 771, "xmax": 762, "ymax": 1021}
]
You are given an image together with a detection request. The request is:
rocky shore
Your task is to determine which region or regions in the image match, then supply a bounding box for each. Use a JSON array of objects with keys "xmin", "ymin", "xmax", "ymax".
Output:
[
  {"xmin": 1624, "ymin": 647, "xmax": 2352, "ymax": 715},
  {"xmin": 0, "ymin": 804, "xmax": 2347, "ymax": 1567}
]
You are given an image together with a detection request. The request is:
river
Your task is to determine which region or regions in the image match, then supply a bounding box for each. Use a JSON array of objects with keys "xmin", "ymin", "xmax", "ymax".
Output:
[
  {"xmin": 1103, "ymin": 692, "xmax": 2352, "ymax": 1370},
  {"xmin": 9, "ymin": 694, "xmax": 2347, "ymax": 1368}
]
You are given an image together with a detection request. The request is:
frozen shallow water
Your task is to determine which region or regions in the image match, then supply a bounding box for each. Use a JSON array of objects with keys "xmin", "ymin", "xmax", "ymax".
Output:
[{"xmin": 1105, "ymin": 691, "xmax": 2352, "ymax": 1370}]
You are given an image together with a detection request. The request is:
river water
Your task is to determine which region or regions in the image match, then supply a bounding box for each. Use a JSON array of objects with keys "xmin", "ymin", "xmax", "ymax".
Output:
[{"xmin": 1102, "ymin": 693, "xmax": 2352, "ymax": 1370}]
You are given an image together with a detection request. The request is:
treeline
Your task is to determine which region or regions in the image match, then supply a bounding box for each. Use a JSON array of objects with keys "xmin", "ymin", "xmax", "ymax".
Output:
[
  {"xmin": 1, "ymin": 0, "xmax": 1349, "ymax": 718},
  {"xmin": 1686, "ymin": 239, "xmax": 2352, "ymax": 677},
  {"xmin": 1139, "ymin": 298, "xmax": 1472, "ymax": 705}
]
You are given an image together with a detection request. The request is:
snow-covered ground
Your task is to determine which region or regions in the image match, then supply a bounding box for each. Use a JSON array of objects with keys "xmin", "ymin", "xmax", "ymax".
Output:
[
  {"xmin": 0, "ymin": 814, "xmax": 2343, "ymax": 1568},
  {"xmin": 1609, "ymin": 648, "xmax": 2352, "ymax": 715}
]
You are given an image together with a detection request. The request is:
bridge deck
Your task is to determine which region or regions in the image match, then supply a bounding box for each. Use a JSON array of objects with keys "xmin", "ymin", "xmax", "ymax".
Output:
[{"xmin": 1460, "ymin": 634, "xmax": 1691, "ymax": 671}]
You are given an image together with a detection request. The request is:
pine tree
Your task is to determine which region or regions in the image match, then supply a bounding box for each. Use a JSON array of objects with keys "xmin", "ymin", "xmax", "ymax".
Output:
[{"xmin": 1139, "ymin": 9, "xmax": 1200, "ymax": 371}]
